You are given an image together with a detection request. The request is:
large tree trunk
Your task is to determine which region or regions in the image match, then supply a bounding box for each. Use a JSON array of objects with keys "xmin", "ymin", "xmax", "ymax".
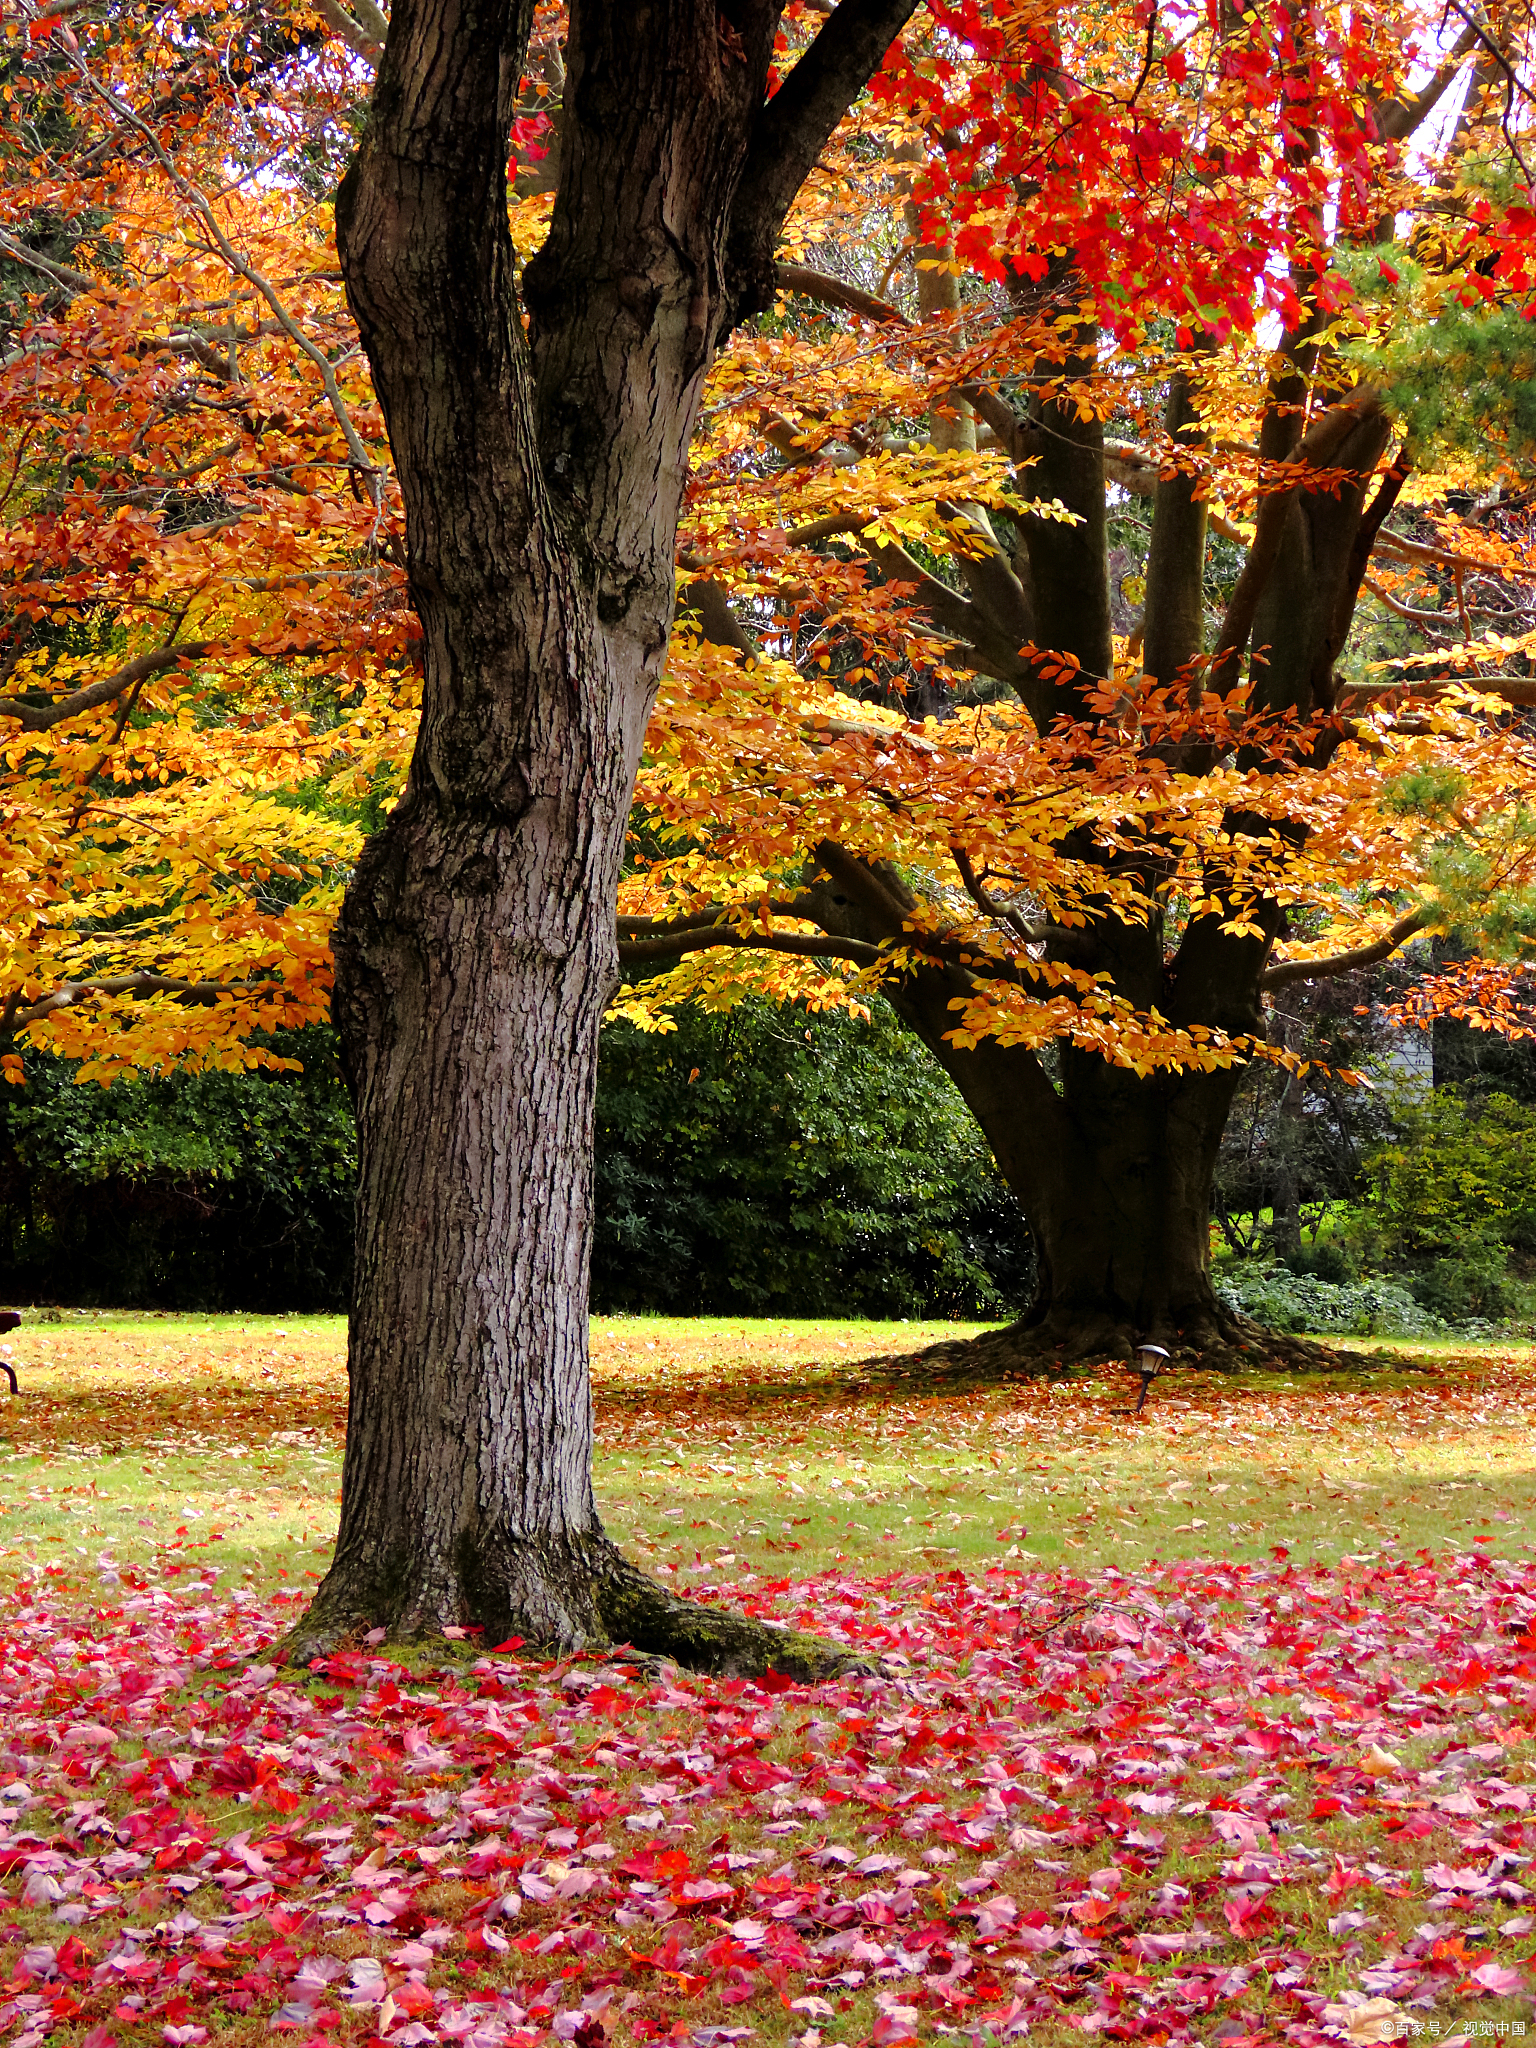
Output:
[
  {"xmin": 760, "ymin": 356, "xmax": 1399, "ymax": 1371},
  {"xmin": 873, "ymin": 962, "xmax": 1242, "ymax": 1362},
  {"xmin": 286, "ymin": 0, "xmax": 918, "ymax": 1668}
]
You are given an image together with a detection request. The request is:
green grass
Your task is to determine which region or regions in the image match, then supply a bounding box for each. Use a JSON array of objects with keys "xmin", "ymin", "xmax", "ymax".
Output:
[{"xmin": 2, "ymin": 1312, "xmax": 1534, "ymax": 1599}]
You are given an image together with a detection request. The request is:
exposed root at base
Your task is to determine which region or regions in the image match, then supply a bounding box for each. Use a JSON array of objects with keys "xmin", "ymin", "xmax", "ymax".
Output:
[
  {"xmin": 274, "ymin": 1535, "xmax": 868, "ymax": 1683},
  {"xmin": 882, "ymin": 1308, "xmax": 1375, "ymax": 1383}
]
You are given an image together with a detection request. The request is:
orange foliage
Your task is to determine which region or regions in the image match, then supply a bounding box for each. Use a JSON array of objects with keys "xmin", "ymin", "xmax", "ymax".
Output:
[{"xmin": 3, "ymin": 0, "xmax": 1536, "ymax": 1084}]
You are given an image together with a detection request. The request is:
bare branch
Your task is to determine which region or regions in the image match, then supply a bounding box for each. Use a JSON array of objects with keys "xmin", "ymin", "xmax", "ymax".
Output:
[
  {"xmin": 1362, "ymin": 572, "xmax": 1457, "ymax": 625},
  {"xmin": 311, "ymin": 0, "xmax": 384, "ymax": 61},
  {"xmin": 727, "ymin": 0, "xmax": 924, "ymax": 319},
  {"xmin": 617, "ymin": 923, "xmax": 885, "ymax": 969},
  {"xmin": 775, "ymin": 261, "xmax": 910, "ymax": 325},
  {"xmin": 1260, "ymin": 908, "xmax": 1429, "ymax": 989},
  {"xmin": 1439, "ymin": 0, "xmax": 1533, "ymax": 184},
  {"xmin": 0, "ymin": 228, "xmax": 94, "ymax": 295},
  {"xmin": 1375, "ymin": 20, "xmax": 1480, "ymax": 143}
]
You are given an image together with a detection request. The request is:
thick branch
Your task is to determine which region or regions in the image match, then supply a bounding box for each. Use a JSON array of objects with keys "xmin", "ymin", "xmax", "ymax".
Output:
[
  {"xmin": 726, "ymin": 0, "xmax": 923, "ymax": 320},
  {"xmin": 1260, "ymin": 909, "xmax": 1429, "ymax": 989},
  {"xmin": 1342, "ymin": 673, "xmax": 1536, "ymax": 706},
  {"xmin": 1375, "ymin": 21, "xmax": 1480, "ymax": 142},
  {"xmin": 679, "ymin": 576, "xmax": 757, "ymax": 656},
  {"xmin": 957, "ymin": 382, "xmax": 1036, "ymax": 463},
  {"xmin": 3, "ymin": 972, "xmax": 285, "ymax": 1034},
  {"xmin": 617, "ymin": 925, "xmax": 885, "ymax": 969},
  {"xmin": 1207, "ymin": 392, "xmax": 1384, "ymax": 696},
  {"xmin": 0, "ymin": 640, "xmax": 217, "ymax": 732},
  {"xmin": 775, "ymin": 261, "xmax": 909, "ymax": 325},
  {"xmin": 0, "ymin": 229, "xmax": 95, "ymax": 295},
  {"xmin": 311, "ymin": 0, "xmax": 385, "ymax": 61}
]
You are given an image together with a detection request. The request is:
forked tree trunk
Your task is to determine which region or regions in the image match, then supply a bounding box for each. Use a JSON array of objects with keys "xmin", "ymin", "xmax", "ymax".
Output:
[
  {"xmin": 287, "ymin": 0, "xmax": 918, "ymax": 1667},
  {"xmin": 757, "ymin": 360, "xmax": 1399, "ymax": 1371}
]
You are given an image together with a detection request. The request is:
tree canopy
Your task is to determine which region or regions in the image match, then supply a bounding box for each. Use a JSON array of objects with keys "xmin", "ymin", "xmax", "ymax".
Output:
[
  {"xmin": 3, "ymin": 0, "xmax": 1536, "ymax": 1109},
  {"xmin": 5, "ymin": 3, "xmax": 1536, "ymax": 1364}
]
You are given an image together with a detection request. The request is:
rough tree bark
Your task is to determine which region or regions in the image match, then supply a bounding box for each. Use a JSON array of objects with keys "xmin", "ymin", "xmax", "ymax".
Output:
[{"xmin": 286, "ymin": 0, "xmax": 919, "ymax": 1668}]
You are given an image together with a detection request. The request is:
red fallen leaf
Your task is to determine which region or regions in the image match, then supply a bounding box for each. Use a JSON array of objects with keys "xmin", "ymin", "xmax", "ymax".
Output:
[
  {"xmin": 1223, "ymin": 1892, "xmax": 1273, "ymax": 1937},
  {"xmin": 868, "ymin": 2014, "xmax": 920, "ymax": 2045},
  {"xmin": 79, "ymin": 2029, "xmax": 116, "ymax": 2048}
]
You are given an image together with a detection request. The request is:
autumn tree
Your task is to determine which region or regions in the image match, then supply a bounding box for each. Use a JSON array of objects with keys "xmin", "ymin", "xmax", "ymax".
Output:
[
  {"xmin": 613, "ymin": 0, "xmax": 1536, "ymax": 1366},
  {"xmin": 8, "ymin": 0, "xmax": 1536, "ymax": 1662}
]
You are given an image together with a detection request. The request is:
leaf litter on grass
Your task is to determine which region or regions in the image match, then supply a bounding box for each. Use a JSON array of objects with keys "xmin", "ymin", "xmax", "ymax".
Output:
[
  {"xmin": 2, "ymin": 1317, "xmax": 1536, "ymax": 2045},
  {"xmin": 2, "ymin": 1556, "xmax": 1536, "ymax": 2048}
]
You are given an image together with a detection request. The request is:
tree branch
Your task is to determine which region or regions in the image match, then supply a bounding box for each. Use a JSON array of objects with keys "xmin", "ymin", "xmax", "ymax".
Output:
[
  {"xmin": 775, "ymin": 260, "xmax": 909, "ymax": 325},
  {"xmin": 617, "ymin": 924, "xmax": 886, "ymax": 969},
  {"xmin": 1362, "ymin": 572, "xmax": 1455, "ymax": 626},
  {"xmin": 1342, "ymin": 673, "xmax": 1536, "ymax": 706},
  {"xmin": 70, "ymin": 56, "xmax": 383, "ymax": 498},
  {"xmin": 0, "ymin": 641, "xmax": 217, "ymax": 732},
  {"xmin": 957, "ymin": 382, "xmax": 1037, "ymax": 463},
  {"xmin": 1207, "ymin": 391, "xmax": 1384, "ymax": 696},
  {"xmin": 1259, "ymin": 908, "xmax": 1429, "ymax": 989},
  {"xmin": 1375, "ymin": 20, "xmax": 1480, "ymax": 142},
  {"xmin": 0, "ymin": 228, "xmax": 95, "ymax": 295},
  {"xmin": 726, "ymin": 0, "xmax": 923, "ymax": 321},
  {"xmin": 3, "ymin": 971, "xmax": 287, "ymax": 1034},
  {"xmin": 951, "ymin": 845, "xmax": 1047, "ymax": 942},
  {"xmin": 310, "ymin": 0, "xmax": 384, "ymax": 62}
]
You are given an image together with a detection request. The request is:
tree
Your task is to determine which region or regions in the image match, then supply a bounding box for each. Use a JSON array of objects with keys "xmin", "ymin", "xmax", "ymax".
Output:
[
  {"xmin": 7, "ymin": 0, "xmax": 1536, "ymax": 1660},
  {"xmin": 309, "ymin": 0, "xmax": 944, "ymax": 1667},
  {"xmin": 613, "ymin": 0, "xmax": 1536, "ymax": 1365}
]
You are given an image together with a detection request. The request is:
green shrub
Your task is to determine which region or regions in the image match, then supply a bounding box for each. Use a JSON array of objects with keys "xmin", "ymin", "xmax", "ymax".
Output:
[
  {"xmin": 3, "ymin": 1000, "xmax": 1035, "ymax": 1318},
  {"xmin": 592, "ymin": 998, "xmax": 1033, "ymax": 1319},
  {"xmin": 1362, "ymin": 1087, "xmax": 1536, "ymax": 1260},
  {"xmin": 1214, "ymin": 1260, "xmax": 1444, "ymax": 1337},
  {"xmin": 1409, "ymin": 1248, "xmax": 1518, "ymax": 1323},
  {"xmin": 1283, "ymin": 1239, "xmax": 1357, "ymax": 1284},
  {"xmin": 0, "ymin": 1028, "xmax": 357, "ymax": 1309}
]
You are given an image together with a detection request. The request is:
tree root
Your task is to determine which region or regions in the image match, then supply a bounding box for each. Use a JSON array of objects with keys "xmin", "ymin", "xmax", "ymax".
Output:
[
  {"xmin": 275, "ymin": 1531, "xmax": 866, "ymax": 1682},
  {"xmin": 880, "ymin": 1305, "xmax": 1377, "ymax": 1385}
]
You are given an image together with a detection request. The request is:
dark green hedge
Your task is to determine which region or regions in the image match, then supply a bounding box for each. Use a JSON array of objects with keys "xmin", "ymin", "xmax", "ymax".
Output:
[{"xmin": 0, "ymin": 1001, "xmax": 1033, "ymax": 1319}]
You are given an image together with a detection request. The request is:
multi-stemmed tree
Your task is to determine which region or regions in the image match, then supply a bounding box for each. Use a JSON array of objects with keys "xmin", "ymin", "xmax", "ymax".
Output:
[{"xmin": 614, "ymin": 1, "xmax": 1536, "ymax": 1365}]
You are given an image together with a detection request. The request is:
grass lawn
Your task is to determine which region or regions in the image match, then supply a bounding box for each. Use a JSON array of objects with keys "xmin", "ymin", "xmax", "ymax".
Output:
[{"xmin": 1, "ymin": 1313, "xmax": 1534, "ymax": 2047}]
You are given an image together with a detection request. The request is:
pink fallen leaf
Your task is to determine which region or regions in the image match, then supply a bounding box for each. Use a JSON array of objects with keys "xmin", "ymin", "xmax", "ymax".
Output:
[
  {"xmin": 59, "ymin": 1723, "xmax": 117, "ymax": 1751},
  {"xmin": 1469, "ymin": 1962, "xmax": 1526, "ymax": 1994}
]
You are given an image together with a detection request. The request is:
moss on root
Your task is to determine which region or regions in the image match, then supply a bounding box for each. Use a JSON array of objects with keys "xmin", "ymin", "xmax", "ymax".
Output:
[
  {"xmin": 596, "ymin": 1560, "xmax": 865, "ymax": 1681},
  {"xmin": 275, "ymin": 1532, "xmax": 867, "ymax": 1682}
]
